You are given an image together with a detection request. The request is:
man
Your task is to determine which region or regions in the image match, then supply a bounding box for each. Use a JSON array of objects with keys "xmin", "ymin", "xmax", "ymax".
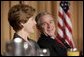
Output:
[{"xmin": 35, "ymin": 12, "xmax": 71, "ymax": 56}]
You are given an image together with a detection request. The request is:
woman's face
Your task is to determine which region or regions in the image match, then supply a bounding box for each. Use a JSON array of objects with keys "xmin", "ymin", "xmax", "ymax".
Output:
[{"xmin": 23, "ymin": 16, "xmax": 36, "ymax": 34}]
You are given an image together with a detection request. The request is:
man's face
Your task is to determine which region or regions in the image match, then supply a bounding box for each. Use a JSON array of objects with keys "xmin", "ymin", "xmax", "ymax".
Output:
[{"xmin": 40, "ymin": 14, "xmax": 56, "ymax": 37}]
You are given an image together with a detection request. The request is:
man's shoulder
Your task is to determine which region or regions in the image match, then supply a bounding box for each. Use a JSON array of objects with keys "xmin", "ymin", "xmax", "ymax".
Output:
[
  {"xmin": 37, "ymin": 36, "xmax": 55, "ymax": 47},
  {"xmin": 37, "ymin": 35, "xmax": 49, "ymax": 43},
  {"xmin": 38, "ymin": 35, "xmax": 56, "ymax": 43}
]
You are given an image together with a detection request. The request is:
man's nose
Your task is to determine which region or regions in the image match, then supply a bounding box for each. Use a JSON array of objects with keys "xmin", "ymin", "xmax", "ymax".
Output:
[{"xmin": 47, "ymin": 24, "xmax": 51, "ymax": 28}]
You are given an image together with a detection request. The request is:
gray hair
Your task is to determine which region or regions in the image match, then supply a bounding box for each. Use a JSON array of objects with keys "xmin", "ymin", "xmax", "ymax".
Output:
[{"xmin": 35, "ymin": 12, "xmax": 51, "ymax": 28}]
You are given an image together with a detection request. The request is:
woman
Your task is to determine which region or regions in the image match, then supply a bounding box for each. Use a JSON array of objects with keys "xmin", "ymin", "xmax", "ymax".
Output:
[{"xmin": 5, "ymin": 4, "xmax": 40, "ymax": 56}]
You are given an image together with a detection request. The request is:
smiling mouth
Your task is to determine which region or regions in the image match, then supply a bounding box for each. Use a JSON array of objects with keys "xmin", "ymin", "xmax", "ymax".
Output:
[
  {"xmin": 47, "ymin": 30, "xmax": 51, "ymax": 31},
  {"xmin": 47, "ymin": 29, "xmax": 53, "ymax": 32}
]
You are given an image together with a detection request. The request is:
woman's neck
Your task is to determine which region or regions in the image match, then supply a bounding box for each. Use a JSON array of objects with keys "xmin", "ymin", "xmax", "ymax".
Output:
[{"xmin": 16, "ymin": 29, "xmax": 29, "ymax": 41}]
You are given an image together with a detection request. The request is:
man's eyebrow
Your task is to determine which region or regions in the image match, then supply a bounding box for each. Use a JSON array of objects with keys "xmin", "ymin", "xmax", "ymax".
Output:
[
  {"xmin": 41, "ymin": 22, "xmax": 47, "ymax": 25},
  {"xmin": 50, "ymin": 20, "xmax": 54, "ymax": 21}
]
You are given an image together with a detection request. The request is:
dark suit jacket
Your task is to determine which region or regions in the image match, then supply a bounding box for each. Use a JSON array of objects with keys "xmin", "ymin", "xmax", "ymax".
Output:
[{"xmin": 37, "ymin": 34, "xmax": 70, "ymax": 56}]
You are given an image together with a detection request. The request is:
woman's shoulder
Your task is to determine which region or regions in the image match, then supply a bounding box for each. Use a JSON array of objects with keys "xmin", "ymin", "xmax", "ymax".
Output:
[{"xmin": 28, "ymin": 38, "xmax": 36, "ymax": 43}]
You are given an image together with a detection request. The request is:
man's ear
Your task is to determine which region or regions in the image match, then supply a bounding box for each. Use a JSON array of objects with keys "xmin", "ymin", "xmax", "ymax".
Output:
[
  {"xmin": 36, "ymin": 24, "xmax": 40, "ymax": 30},
  {"xmin": 36, "ymin": 25, "xmax": 43, "ymax": 32}
]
